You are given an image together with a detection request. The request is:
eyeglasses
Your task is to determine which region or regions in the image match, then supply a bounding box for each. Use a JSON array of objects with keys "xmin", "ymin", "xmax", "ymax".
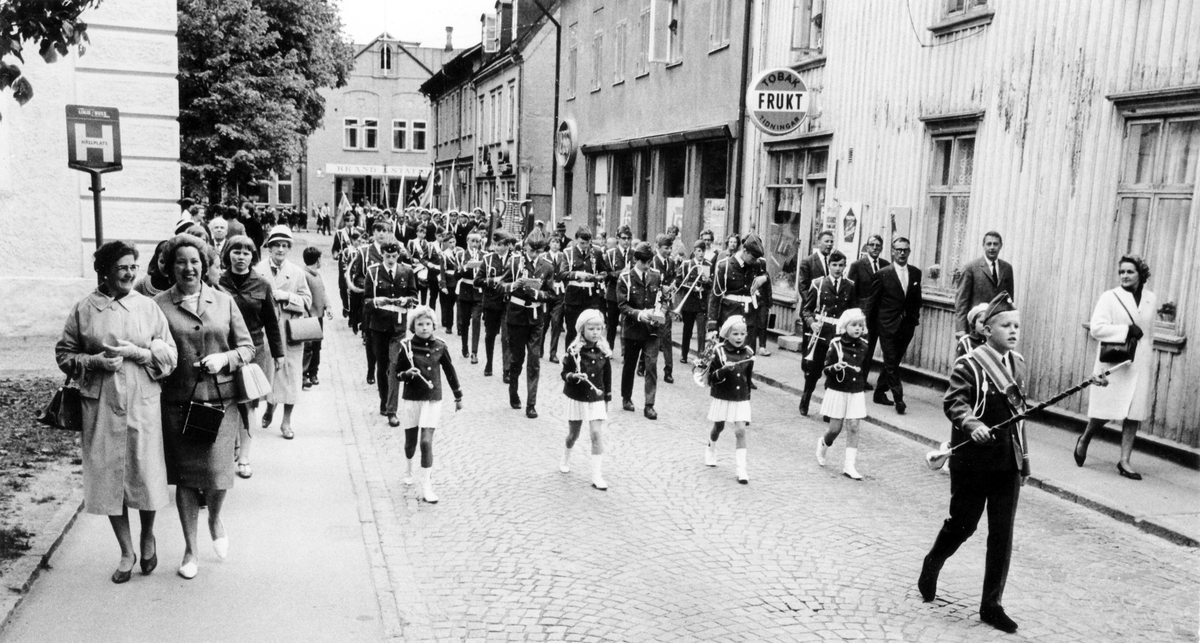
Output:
[
  {"xmin": 892, "ymin": 247, "xmax": 911, "ymax": 253},
  {"xmin": 619, "ymin": 236, "xmax": 632, "ymax": 241}
]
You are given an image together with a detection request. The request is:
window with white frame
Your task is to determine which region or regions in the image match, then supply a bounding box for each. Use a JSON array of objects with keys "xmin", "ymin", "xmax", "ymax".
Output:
[
  {"xmin": 363, "ymin": 119, "xmax": 379, "ymax": 150},
  {"xmin": 591, "ymin": 31, "xmax": 604, "ymax": 92},
  {"xmin": 922, "ymin": 129, "xmax": 976, "ymax": 294},
  {"xmin": 393, "ymin": 120, "xmax": 408, "ymax": 150},
  {"xmin": 668, "ymin": 0, "xmax": 683, "ymax": 64},
  {"xmin": 478, "ymin": 96, "xmax": 486, "ymax": 142},
  {"xmin": 709, "ymin": 0, "xmax": 732, "ymax": 50},
  {"xmin": 614, "ymin": 21, "xmax": 628, "ymax": 84},
  {"xmin": 507, "ymin": 81, "xmax": 516, "ymax": 140},
  {"xmin": 567, "ymin": 25, "xmax": 579, "ymax": 99},
  {"xmin": 790, "ymin": 0, "xmax": 824, "ymax": 62},
  {"xmin": 491, "ymin": 90, "xmax": 500, "ymax": 143},
  {"xmin": 380, "ymin": 44, "xmax": 392, "ymax": 71},
  {"xmin": 636, "ymin": 0, "xmax": 650, "ymax": 77},
  {"xmin": 344, "ymin": 118, "xmax": 360, "ymax": 149},
  {"xmin": 1116, "ymin": 115, "xmax": 1198, "ymax": 330},
  {"xmin": 945, "ymin": 0, "xmax": 987, "ymax": 17},
  {"xmin": 412, "ymin": 121, "xmax": 427, "ymax": 151}
]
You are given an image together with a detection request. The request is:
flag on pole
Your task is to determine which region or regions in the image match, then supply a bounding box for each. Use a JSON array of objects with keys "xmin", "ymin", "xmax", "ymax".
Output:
[{"xmin": 337, "ymin": 192, "xmax": 351, "ymax": 215}]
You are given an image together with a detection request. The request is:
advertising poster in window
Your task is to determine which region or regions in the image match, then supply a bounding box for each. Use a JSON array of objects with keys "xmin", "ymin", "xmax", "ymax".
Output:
[
  {"xmin": 621, "ymin": 196, "xmax": 633, "ymax": 227},
  {"xmin": 703, "ymin": 198, "xmax": 726, "ymax": 240},
  {"xmin": 666, "ymin": 197, "xmax": 685, "ymax": 232},
  {"xmin": 836, "ymin": 202, "xmax": 862, "ymax": 259},
  {"xmin": 593, "ymin": 194, "xmax": 608, "ymax": 231}
]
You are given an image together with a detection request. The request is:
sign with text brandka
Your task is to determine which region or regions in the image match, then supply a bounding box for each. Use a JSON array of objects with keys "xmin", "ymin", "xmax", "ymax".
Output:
[
  {"xmin": 65, "ymin": 105, "xmax": 122, "ymax": 173},
  {"xmin": 745, "ymin": 68, "xmax": 809, "ymax": 136}
]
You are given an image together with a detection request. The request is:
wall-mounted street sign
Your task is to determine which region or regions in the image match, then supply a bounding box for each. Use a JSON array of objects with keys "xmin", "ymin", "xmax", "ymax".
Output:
[
  {"xmin": 745, "ymin": 68, "xmax": 809, "ymax": 136},
  {"xmin": 66, "ymin": 105, "xmax": 124, "ymax": 248}
]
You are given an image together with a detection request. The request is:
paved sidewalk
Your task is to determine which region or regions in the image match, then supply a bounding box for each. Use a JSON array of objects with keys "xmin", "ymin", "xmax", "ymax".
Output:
[{"xmin": 700, "ymin": 334, "xmax": 1200, "ymax": 546}]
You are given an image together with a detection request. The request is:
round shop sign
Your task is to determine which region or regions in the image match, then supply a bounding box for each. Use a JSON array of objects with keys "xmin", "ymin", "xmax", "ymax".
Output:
[
  {"xmin": 745, "ymin": 68, "xmax": 809, "ymax": 136},
  {"xmin": 556, "ymin": 119, "xmax": 578, "ymax": 168}
]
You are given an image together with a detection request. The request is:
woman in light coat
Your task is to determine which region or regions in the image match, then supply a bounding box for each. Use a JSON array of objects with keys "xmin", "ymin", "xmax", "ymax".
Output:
[
  {"xmin": 56, "ymin": 241, "xmax": 178, "ymax": 583},
  {"xmin": 1074, "ymin": 255, "xmax": 1157, "ymax": 480},
  {"xmin": 258, "ymin": 225, "xmax": 312, "ymax": 439},
  {"xmin": 155, "ymin": 234, "xmax": 255, "ymax": 579}
]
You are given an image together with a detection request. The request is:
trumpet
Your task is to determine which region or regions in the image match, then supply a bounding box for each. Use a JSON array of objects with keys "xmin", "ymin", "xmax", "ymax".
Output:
[
  {"xmin": 671, "ymin": 265, "xmax": 703, "ymax": 316},
  {"xmin": 924, "ymin": 360, "xmax": 1132, "ymax": 470}
]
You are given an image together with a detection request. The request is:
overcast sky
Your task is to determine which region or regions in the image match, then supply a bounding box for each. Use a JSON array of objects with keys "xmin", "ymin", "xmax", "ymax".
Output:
[{"xmin": 336, "ymin": 0, "xmax": 494, "ymax": 48}]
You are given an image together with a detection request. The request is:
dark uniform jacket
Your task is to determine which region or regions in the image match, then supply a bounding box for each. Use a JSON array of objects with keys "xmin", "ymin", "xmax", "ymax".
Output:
[
  {"xmin": 605, "ymin": 247, "xmax": 633, "ymax": 302},
  {"xmin": 945, "ymin": 347, "xmax": 1029, "ymax": 473},
  {"xmin": 872, "ymin": 264, "xmax": 923, "ymax": 332},
  {"xmin": 363, "ymin": 263, "xmax": 418, "ymax": 333},
  {"xmin": 503, "ymin": 254, "xmax": 556, "ymax": 327},
  {"xmin": 823, "ymin": 335, "xmax": 868, "ymax": 393},
  {"xmin": 707, "ymin": 255, "xmax": 755, "ymax": 330},
  {"xmin": 651, "ymin": 253, "xmax": 680, "ymax": 287},
  {"xmin": 678, "ymin": 258, "xmax": 713, "ymax": 313},
  {"xmin": 453, "ymin": 248, "xmax": 486, "ymax": 303},
  {"xmin": 408, "ymin": 239, "xmax": 441, "ymax": 286},
  {"xmin": 331, "ymin": 228, "xmax": 354, "ymax": 258},
  {"xmin": 801, "ymin": 276, "xmax": 856, "ymax": 340},
  {"xmin": 561, "ymin": 344, "xmax": 612, "ymax": 403},
  {"xmin": 707, "ymin": 341, "xmax": 755, "ymax": 401},
  {"xmin": 451, "ymin": 221, "xmax": 475, "ymax": 249},
  {"xmin": 396, "ymin": 335, "xmax": 462, "ymax": 402},
  {"xmin": 847, "ymin": 256, "xmax": 890, "ymax": 314},
  {"xmin": 348, "ymin": 243, "xmax": 386, "ymax": 292},
  {"xmin": 218, "ymin": 269, "xmax": 285, "ymax": 359},
  {"xmin": 618, "ymin": 267, "xmax": 664, "ymax": 341},
  {"xmin": 539, "ymin": 250, "xmax": 567, "ymax": 303},
  {"xmin": 559, "ymin": 244, "xmax": 609, "ymax": 308},
  {"xmin": 476, "ymin": 250, "xmax": 512, "ymax": 310}
]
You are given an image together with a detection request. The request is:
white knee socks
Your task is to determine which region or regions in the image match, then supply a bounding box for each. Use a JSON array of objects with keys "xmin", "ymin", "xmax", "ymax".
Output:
[
  {"xmin": 560, "ymin": 447, "xmax": 572, "ymax": 473},
  {"xmin": 421, "ymin": 467, "xmax": 438, "ymax": 503},
  {"xmin": 735, "ymin": 448, "xmax": 748, "ymax": 484},
  {"xmin": 591, "ymin": 454, "xmax": 607, "ymax": 490},
  {"xmin": 843, "ymin": 447, "xmax": 863, "ymax": 480}
]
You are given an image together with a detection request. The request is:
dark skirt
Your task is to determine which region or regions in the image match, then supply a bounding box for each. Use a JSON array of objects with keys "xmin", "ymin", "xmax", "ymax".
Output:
[{"xmin": 162, "ymin": 400, "xmax": 237, "ymax": 490}]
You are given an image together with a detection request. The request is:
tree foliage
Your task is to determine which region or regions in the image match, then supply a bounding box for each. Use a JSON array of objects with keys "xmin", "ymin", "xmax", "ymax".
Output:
[
  {"xmin": 178, "ymin": 0, "xmax": 354, "ymax": 203},
  {"xmin": 0, "ymin": 0, "xmax": 102, "ymax": 122}
]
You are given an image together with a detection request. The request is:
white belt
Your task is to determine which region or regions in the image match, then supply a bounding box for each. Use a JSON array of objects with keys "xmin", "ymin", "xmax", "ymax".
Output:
[
  {"xmin": 724, "ymin": 294, "xmax": 753, "ymax": 313},
  {"xmin": 567, "ymin": 280, "xmax": 596, "ymax": 289},
  {"xmin": 510, "ymin": 296, "xmax": 543, "ymax": 319},
  {"xmin": 815, "ymin": 314, "xmax": 838, "ymax": 326},
  {"xmin": 456, "ymin": 278, "xmax": 474, "ymax": 295}
]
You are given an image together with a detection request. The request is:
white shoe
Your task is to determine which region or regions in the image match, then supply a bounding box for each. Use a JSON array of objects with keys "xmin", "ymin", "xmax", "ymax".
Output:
[
  {"xmin": 704, "ymin": 443, "xmax": 717, "ymax": 467},
  {"xmin": 211, "ymin": 520, "xmax": 228, "ymax": 560},
  {"xmin": 177, "ymin": 559, "xmax": 198, "ymax": 579},
  {"xmin": 560, "ymin": 448, "xmax": 572, "ymax": 474},
  {"xmin": 735, "ymin": 448, "xmax": 749, "ymax": 484},
  {"xmin": 843, "ymin": 447, "xmax": 863, "ymax": 480},
  {"xmin": 403, "ymin": 457, "xmax": 415, "ymax": 485},
  {"xmin": 816, "ymin": 437, "xmax": 828, "ymax": 467},
  {"xmin": 420, "ymin": 468, "xmax": 439, "ymax": 504},
  {"xmin": 591, "ymin": 454, "xmax": 607, "ymax": 491}
]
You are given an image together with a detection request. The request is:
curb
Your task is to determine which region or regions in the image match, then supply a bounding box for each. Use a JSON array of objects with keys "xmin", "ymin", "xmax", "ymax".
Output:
[
  {"xmin": 678, "ymin": 340, "xmax": 1199, "ymax": 548},
  {"xmin": 0, "ymin": 491, "xmax": 85, "ymax": 634}
]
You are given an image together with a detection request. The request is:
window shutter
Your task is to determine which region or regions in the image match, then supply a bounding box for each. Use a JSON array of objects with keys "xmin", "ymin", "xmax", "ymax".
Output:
[
  {"xmin": 483, "ymin": 14, "xmax": 500, "ymax": 53},
  {"xmin": 648, "ymin": 0, "xmax": 671, "ymax": 63}
]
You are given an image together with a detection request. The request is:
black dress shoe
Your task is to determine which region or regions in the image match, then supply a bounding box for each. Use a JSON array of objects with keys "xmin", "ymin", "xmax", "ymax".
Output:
[
  {"xmin": 388, "ymin": 414, "xmax": 400, "ymax": 427},
  {"xmin": 140, "ymin": 537, "xmax": 157, "ymax": 575},
  {"xmin": 980, "ymin": 606, "xmax": 1018, "ymax": 633},
  {"xmin": 510, "ymin": 398, "xmax": 522, "ymax": 410},
  {"xmin": 643, "ymin": 406, "xmax": 657, "ymax": 420},
  {"xmin": 526, "ymin": 406, "xmax": 538, "ymax": 419},
  {"xmin": 309, "ymin": 376, "xmax": 319, "ymax": 386},
  {"xmin": 471, "ymin": 354, "xmax": 478, "ymax": 364},
  {"xmin": 484, "ymin": 367, "xmax": 493, "ymax": 376},
  {"xmin": 367, "ymin": 376, "xmax": 375, "ymax": 386},
  {"xmin": 502, "ymin": 374, "xmax": 510, "ymax": 384},
  {"xmin": 1117, "ymin": 462, "xmax": 1143, "ymax": 480},
  {"xmin": 873, "ymin": 392, "xmax": 893, "ymax": 406},
  {"xmin": 622, "ymin": 399, "xmax": 635, "ymax": 412},
  {"xmin": 663, "ymin": 374, "xmax": 674, "ymax": 384},
  {"xmin": 549, "ymin": 355, "xmax": 559, "ymax": 364},
  {"xmin": 680, "ymin": 357, "xmax": 689, "ymax": 364},
  {"xmin": 798, "ymin": 402, "xmax": 809, "ymax": 416},
  {"xmin": 917, "ymin": 559, "xmax": 938, "ymax": 602},
  {"xmin": 1073, "ymin": 436, "xmax": 1087, "ymax": 467},
  {"xmin": 895, "ymin": 399, "xmax": 907, "ymax": 415}
]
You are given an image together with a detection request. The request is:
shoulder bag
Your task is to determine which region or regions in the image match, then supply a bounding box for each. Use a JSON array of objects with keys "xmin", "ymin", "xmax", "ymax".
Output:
[
  {"xmin": 286, "ymin": 316, "xmax": 324, "ymax": 345},
  {"xmin": 37, "ymin": 374, "xmax": 83, "ymax": 432},
  {"xmin": 236, "ymin": 363, "xmax": 272, "ymax": 403},
  {"xmin": 183, "ymin": 373, "xmax": 226, "ymax": 443},
  {"xmin": 1098, "ymin": 291, "xmax": 1139, "ymax": 364}
]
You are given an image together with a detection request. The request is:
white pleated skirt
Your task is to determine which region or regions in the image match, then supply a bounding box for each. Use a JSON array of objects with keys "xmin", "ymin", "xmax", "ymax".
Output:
[
  {"xmin": 399, "ymin": 399, "xmax": 443, "ymax": 429},
  {"xmin": 566, "ymin": 398, "xmax": 608, "ymax": 422},
  {"xmin": 819, "ymin": 390, "xmax": 866, "ymax": 420},
  {"xmin": 707, "ymin": 399, "xmax": 752, "ymax": 423}
]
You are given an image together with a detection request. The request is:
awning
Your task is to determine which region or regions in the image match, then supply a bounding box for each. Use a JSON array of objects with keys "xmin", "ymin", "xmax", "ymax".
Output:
[{"xmin": 580, "ymin": 123, "xmax": 733, "ymax": 155}]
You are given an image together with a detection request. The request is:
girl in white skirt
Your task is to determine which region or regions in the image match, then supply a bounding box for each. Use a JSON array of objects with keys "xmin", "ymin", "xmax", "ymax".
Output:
[
  {"xmin": 396, "ymin": 306, "xmax": 464, "ymax": 503},
  {"xmin": 703, "ymin": 315, "xmax": 756, "ymax": 484},
  {"xmin": 559, "ymin": 309, "xmax": 613, "ymax": 490},
  {"xmin": 816, "ymin": 308, "xmax": 869, "ymax": 480}
]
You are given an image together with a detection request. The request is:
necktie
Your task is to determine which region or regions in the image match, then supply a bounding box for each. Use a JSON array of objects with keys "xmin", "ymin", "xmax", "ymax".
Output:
[
  {"xmin": 991, "ymin": 261, "xmax": 999, "ymax": 283},
  {"xmin": 821, "ymin": 254, "xmax": 828, "ymax": 275},
  {"xmin": 271, "ymin": 264, "xmax": 279, "ymax": 277},
  {"xmin": 871, "ymin": 260, "xmax": 878, "ymax": 274}
]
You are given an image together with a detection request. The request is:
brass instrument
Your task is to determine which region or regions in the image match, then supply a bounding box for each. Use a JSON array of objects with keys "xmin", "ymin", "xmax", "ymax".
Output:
[
  {"xmin": 672, "ymin": 265, "xmax": 703, "ymax": 316},
  {"xmin": 691, "ymin": 334, "xmax": 719, "ymax": 387},
  {"xmin": 649, "ymin": 281, "xmax": 678, "ymax": 328}
]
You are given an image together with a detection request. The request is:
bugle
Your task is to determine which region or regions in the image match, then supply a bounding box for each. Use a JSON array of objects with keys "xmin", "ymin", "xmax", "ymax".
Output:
[{"xmin": 672, "ymin": 265, "xmax": 702, "ymax": 315}]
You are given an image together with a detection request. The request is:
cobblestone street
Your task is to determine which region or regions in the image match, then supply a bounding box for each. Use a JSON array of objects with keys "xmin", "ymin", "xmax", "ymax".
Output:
[{"xmin": 325, "ymin": 299, "xmax": 1200, "ymax": 642}]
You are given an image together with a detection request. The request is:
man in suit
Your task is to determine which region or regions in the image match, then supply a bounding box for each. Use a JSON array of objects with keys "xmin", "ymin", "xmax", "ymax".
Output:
[
  {"xmin": 651, "ymin": 234, "xmax": 681, "ymax": 383},
  {"xmin": 363, "ymin": 241, "xmax": 418, "ymax": 426},
  {"xmin": 954, "ymin": 231, "xmax": 1015, "ymax": 338},
  {"xmin": 870, "ymin": 237, "xmax": 922, "ymax": 413},
  {"xmin": 619, "ymin": 242, "xmax": 664, "ymax": 420},
  {"xmin": 559, "ymin": 227, "xmax": 610, "ymax": 347},
  {"xmin": 604, "ymin": 226, "xmax": 634, "ymax": 348},
  {"xmin": 847, "ymin": 234, "xmax": 890, "ymax": 389},
  {"xmin": 918, "ymin": 293, "xmax": 1028, "ymax": 634},
  {"xmin": 799, "ymin": 250, "xmax": 855, "ymax": 415},
  {"xmin": 504, "ymin": 231, "xmax": 556, "ymax": 418},
  {"xmin": 451, "ymin": 212, "xmax": 475, "ymax": 249},
  {"xmin": 797, "ymin": 230, "xmax": 835, "ymax": 308}
]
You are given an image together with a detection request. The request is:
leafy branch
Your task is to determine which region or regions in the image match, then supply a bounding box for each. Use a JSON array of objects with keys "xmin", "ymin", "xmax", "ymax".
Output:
[{"xmin": 0, "ymin": 0, "xmax": 103, "ymax": 121}]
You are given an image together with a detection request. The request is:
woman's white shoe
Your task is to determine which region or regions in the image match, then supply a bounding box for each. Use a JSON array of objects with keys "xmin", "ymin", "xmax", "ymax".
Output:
[
  {"xmin": 211, "ymin": 520, "xmax": 228, "ymax": 560},
  {"xmin": 816, "ymin": 437, "xmax": 828, "ymax": 466},
  {"xmin": 178, "ymin": 560, "xmax": 198, "ymax": 579},
  {"xmin": 591, "ymin": 454, "xmax": 607, "ymax": 490},
  {"xmin": 735, "ymin": 448, "xmax": 749, "ymax": 484},
  {"xmin": 560, "ymin": 447, "xmax": 572, "ymax": 473},
  {"xmin": 842, "ymin": 447, "xmax": 863, "ymax": 480}
]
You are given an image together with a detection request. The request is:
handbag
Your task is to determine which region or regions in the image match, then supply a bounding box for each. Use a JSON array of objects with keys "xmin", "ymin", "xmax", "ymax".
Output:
[
  {"xmin": 37, "ymin": 375, "xmax": 83, "ymax": 432},
  {"xmin": 183, "ymin": 374, "xmax": 226, "ymax": 443},
  {"xmin": 1098, "ymin": 292, "xmax": 1139, "ymax": 364},
  {"xmin": 235, "ymin": 363, "xmax": 272, "ymax": 403},
  {"xmin": 286, "ymin": 316, "xmax": 324, "ymax": 345}
]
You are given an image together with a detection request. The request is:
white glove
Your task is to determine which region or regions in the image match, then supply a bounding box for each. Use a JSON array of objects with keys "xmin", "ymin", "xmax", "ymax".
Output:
[
  {"xmin": 103, "ymin": 339, "xmax": 151, "ymax": 364},
  {"xmin": 199, "ymin": 353, "xmax": 230, "ymax": 375},
  {"xmin": 85, "ymin": 353, "xmax": 124, "ymax": 372},
  {"xmin": 273, "ymin": 290, "xmax": 291, "ymax": 302}
]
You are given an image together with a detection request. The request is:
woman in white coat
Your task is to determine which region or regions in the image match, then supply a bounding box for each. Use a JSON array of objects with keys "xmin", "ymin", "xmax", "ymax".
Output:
[
  {"xmin": 1074, "ymin": 255, "xmax": 1156, "ymax": 480},
  {"xmin": 259, "ymin": 225, "xmax": 312, "ymax": 439}
]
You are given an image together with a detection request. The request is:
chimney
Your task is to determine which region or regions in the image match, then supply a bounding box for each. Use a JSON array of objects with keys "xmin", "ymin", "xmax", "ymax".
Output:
[
  {"xmin": 445, "ymin": 26, "xmax": 453, "ymax": 51},
  {"xmin": 498, "ymin": 0, "xmax": 514, "ymax": 52}
]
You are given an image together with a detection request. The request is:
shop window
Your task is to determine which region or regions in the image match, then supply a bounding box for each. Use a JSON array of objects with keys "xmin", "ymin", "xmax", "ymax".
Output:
[
  {"xmin": 393, "ymin": 120, "xmax": 408, "ymax": 150},
  {"xmin": 412, "ymin": 121, "xmax": 428, "ymax": 151},
  {"xmin": 613, "ymin": 21, "xmax": 628, "ymax": 84},
  {"xmin": 709, "ymin": 0, "xmax": 732, "ymax": 51},
  {"xmin": 591, "ymin": 31, "xmax": 604, "ymax": 92},
  {"xmin": 699, "ymin": 140, "xmax": 728, "ymax": 243},
  {"xmin": 363, "ymin": 119, "xmax": 379, "ymax": 150},
  {"xmin": 1116, "ymin": 115, "xmax": 1198, "ymax": 331},
  {"xmin": 636, "ymin": 0, "xmax": 650, "ymax": 77},
  {"xmin": 946, "ymin": 0, "xmax": 987, "ymax": 17},
  {"xmin": 922, "ymin": 132, "xmax": 975, "ymax": 295},
  {"xmin": 790, "ymin": 0, "xmax": 824, "ymax": 62},
  {"xmin": 661, "ymin": 145, "xmax": 687, "ymax": 234},
  {"xmin": 614, "ymin": 153, "xmax": 636, "ymax": 231},
  {"xmin": 344, "ymin": 118, "xmax": 360, "ymax": 149},
  {"xmin": 591, "ymin": 154, "xmax": 610, "ymax": 231},
  {"xmin": 766, "ymin": 145, "xmax": 828, "ymax": 299}
]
